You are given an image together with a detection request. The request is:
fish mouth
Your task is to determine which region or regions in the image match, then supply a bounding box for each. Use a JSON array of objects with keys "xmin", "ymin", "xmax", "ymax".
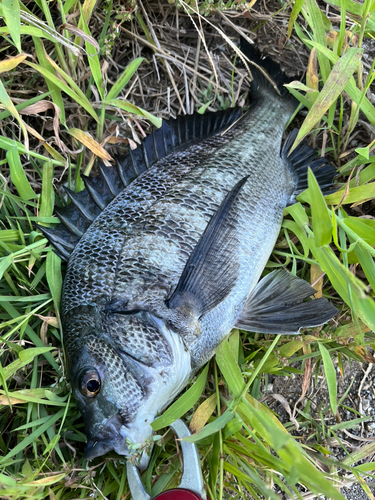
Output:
[{"xmin": 84, "ymin": 413, "xmax": 128, "ymax": 460}]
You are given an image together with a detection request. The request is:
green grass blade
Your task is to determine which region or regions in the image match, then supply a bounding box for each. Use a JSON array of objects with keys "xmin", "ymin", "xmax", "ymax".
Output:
[
  {"xmin": 0, "ymin": 136, "xmax": 64, "ymax": 165},
  {"xmin": 106, "ymin": 98, "xmax": 162, "ymax": 128},
  {"xmin": 0, "ymin": 409, "xmax": 65, "ymax": 464},
  {"xmin": 39, "ymin": 161, "xmax": 54, "ymax": 219},
  {"xmin": 309, "ymin": 242, "xmax": 375, "ymax": 331},
  {"xmin": 323, "ymin": 183, "xmax": 375, "ymax": 205},
  {"xmin": 26, "ymin": 61, "xmax": 99, "ymax": 123},
  {"xmin": 6, "ymin": 146, "xmax": 36, "ymax": 200},
  {"xmin": 353, "ymin": 245, "xmax": 375, "ymax": 291},
  {"xmin": 215, "ymin": 335, "xmax": 244, "ymax": 397},
  {"xmin": 46, "ymin": 251, "xmax": 62, "ymax": 316},
  {"xmin": 343, "ymin": 218, "xmax": 375, "ymax": 246},
  {"xmin": 303, "ymin": 0, "xmax": 331, "ymax": 82},
  {"xmin": 297, "ymin": 38, "xmax": 375, "ymax": 125},
  {"xmin": 106, "ymin": 58, "xmax": 147, "ymax": 101},
  {"xmin": 318, "ymin": 343, "xmax": 337, "ymax": 416},
  {"xmin": 80, "ymin": 10, "xmax": 104, "ymax": 99},
  {"xmin": 288, "ymin": 0, "xmax": 305, "ymax": 39},
  {"xmin": 183, "ymin": 410, "xmax": 234, "ymax": 443},
  {"xmin": 291, "ymin": 48, "xmax": 363, "ymax": 151},
  {"xmin": 151, "ymin": 363, "xmax": 209, "ymax": 431},
  {"xmin": 32, "ymin": 36, "xmax": 66, "ymax": 124},
  {"xmin": 307, "ymin": 168, "xmax": 332, "ymax": 246},
  {"xmin": 4, "ymin": 347, "xmax": 54, "ymax": 381},
  {"xmin": 0, "ymin": 80, "xmax": 28, "ymax": 147},
  {"xmin": 2, "ymin": 0, "xmax": 21, "ymax": 52},
  {"xmin": 252, "ymin": 411, "xmax": 346, "ymax": 500}
]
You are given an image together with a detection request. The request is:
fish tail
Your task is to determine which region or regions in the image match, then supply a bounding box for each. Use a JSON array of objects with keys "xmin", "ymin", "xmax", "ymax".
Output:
[
  {"xmin": 282, "ymin": 129, "xmax": 337, "ymax": 204},
  {"xmin": 240, "ymin": 37, "xmax": 296, "ymax": 106}
]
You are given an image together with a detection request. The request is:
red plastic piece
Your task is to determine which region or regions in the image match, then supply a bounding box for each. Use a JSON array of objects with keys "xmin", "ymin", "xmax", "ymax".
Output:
[{"xmin": 153, "ymin": 488, "xmax": 203, "ymax": 499}]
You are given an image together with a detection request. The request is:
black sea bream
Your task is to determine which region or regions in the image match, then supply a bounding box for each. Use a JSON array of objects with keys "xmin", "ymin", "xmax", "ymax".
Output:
[{"xmin": 41, "ymin": 40, "xmax": 337, "ymax": 461}]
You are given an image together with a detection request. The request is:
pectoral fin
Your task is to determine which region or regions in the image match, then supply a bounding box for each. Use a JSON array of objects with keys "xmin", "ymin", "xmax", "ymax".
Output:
[
  {"xmin": 167, "ymin": 177, "xmax": 248, "ymax": 317},
  {"xmin": 235, "ymin": 269, "xmax": 337, "ymax": 335}
]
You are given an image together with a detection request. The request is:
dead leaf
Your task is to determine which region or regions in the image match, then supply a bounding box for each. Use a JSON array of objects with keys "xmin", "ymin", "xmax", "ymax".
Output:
[
  {"xmin": 0, "ymin": 396, "xmax": 24, "ymax": 405},
  {"xmin": 310, "ymin": 264, "xmax": 324, "ymax": 298},
  {"xmin": 293, "ymin": 343, "xmax": 312, "ymax": 418},
  {"xmin": 306, "ymin": 48, "xmax": 318, "ymax": 95},
  {"xmin": 106, "ymin": 136, "xmax": 129, "ymax": 145},
  {"xmin": 35, "ymin": 313, "xmax": 59, "ymax": 331},
  {"xmin": 189, "ymin": 394, "xmax": 217, "ymax": 434},
  {"xmin": 61, "ymin": 23, "xmax": 100, "ymax": 54},
  {"xmin": 0, "ymin": 54, "xmax": 27, "ymax": 75},
  {"xmin": 27, "ymin": 473, "xmax": 67, "ymax": 486},
  {"xmin": 68, "ymin": 128, "xmax": 113, "ymax": 161},
  {"xmin": 270, "ymin": 394, "xmax": 299, "ymax": 430},
  {"xmin": 337, "ymin": 321, "xmax": 370, "ymax": 338},
  {"xmin": 353, "ymin": 346, "xmax": 375, "ymax": 364}
]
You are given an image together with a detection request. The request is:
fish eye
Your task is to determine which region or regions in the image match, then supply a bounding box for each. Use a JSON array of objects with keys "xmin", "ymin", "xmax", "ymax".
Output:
[{"xmin": 80, "ymin": 369, "xmax": 101, "ymax": 398}]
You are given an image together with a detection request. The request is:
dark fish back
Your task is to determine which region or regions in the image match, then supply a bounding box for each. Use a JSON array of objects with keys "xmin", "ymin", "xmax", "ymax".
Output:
[{"xmin": 39, "ymin": 108, "xmax": 243, "ymax": 261}]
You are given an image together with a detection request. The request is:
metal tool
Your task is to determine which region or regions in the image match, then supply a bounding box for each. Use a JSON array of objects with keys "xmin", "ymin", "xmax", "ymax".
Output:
[{"xmin": 127, "ymin": 419, "xmax": 207, "ymax": 500}]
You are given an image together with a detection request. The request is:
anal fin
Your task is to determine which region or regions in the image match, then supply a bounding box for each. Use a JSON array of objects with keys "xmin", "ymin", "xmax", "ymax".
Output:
[
  {"xmin": 235, "ymin": 269, "xmax": 337, "ymax": 335},
  {"xmin": 282, "ymin": 130, "xmax": 336, "ymax": 204}
]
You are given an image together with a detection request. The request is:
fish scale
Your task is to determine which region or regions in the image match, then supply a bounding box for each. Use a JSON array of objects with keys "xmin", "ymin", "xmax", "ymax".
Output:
[
  {"xmin": 41, "ymin": 40, "xmax": 338, "ymax": 462},
  {"xmin": 110, "ymin": 106, "xmax": 290, "ymax": 319}
]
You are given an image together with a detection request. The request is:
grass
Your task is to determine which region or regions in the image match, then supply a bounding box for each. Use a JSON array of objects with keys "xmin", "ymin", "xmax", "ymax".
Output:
[{"xmin": 0, "ymin": 0, "xmax": 375, "ymax": 499}]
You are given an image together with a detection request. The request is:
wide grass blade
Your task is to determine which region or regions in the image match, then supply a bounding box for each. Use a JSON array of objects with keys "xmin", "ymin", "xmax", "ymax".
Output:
[
  {"xmin": 323, "ymin": 183, "xmax": 375, "ymax": 205},
  {"xmin": 0, "ymin": 80, "xmax": 28, "ymax": 149},
  {"xmin": 291, "ymin": 47, "xmax": 363, "ymax": 151},
  {"xmin": 80, "ymin": 11, "xmax": 104, "ymax": 99},
  {"xmin": 46, "ymin": 251, "xmax": 62, "ymax": 315},
  {"xmin": 6, "ymin": 146, "xmax": 36, "ymax": 200},
  {"xmin": 307, "ymin": 168, "xmax": 332, "ymax": 247},
  {"xmin": 106, "ymin": 58, "xmax": 147, "ymax": 101},
  {"xmin": 1, "ymin": 0, "xmax": 21, "ymax": 52},
  {"xmin": 39, "ymin": 161, "xmax": 54, "ymax": 220},
  {"xmin": 26, "ymin": 60, "xmax": 99, "ymax": 123},
  {"xmin": 151, "ymin": 363, "xmax": 209, "ymax": 430},
  {"xmin": 106, "ymin": 98, "xmax": 162, "ymax": 128},
  {"xmin": 318, "ymin": 343, "xmax": 337, "ymax": 416}
]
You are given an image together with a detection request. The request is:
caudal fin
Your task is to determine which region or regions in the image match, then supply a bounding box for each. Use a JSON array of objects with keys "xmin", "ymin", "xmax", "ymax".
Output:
[
  {"xmin": 282, "ymin": 129, "xmax": 336, "ymax": 204},
  {"xmin": 240, "ymin": 37, "xmax": 296, "ymax": 104}
]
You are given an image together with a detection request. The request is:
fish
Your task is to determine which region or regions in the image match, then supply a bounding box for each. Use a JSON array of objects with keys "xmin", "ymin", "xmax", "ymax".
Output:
[{"xmin": 40, "ymin": 39, "xmax": 337, "ymax": 462}]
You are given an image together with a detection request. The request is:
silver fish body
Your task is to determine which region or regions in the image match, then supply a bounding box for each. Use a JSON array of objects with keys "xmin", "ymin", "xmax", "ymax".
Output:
[{"xmin": 50, "ymin": 44, "xmax": 337, "ymax": 460}]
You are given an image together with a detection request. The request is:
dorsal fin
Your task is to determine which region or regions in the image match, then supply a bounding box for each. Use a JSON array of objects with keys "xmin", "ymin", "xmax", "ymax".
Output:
[{"xmin": 39, "ymin": 108, "xmax": 243, "ymax": 261}]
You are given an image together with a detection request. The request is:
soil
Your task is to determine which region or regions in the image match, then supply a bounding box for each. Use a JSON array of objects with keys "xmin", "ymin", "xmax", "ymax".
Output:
[{"xmin": 265, "ymin": 358, "xmax": 375, "ymax": 499}]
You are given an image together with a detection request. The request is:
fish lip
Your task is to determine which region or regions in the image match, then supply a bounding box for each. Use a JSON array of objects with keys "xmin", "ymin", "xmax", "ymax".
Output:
[
  {"xmin": 84, "ymin": 413, "xmax": 128, "ymax": 461},
  {"xmin": 84, "ymin": 437, "xmax": 121, "ymax": 460}
]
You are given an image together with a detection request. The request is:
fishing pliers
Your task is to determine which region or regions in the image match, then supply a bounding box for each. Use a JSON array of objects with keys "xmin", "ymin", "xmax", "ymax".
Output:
[{"xmin": 127, "ymin": 419, "xmax": 207, "ymax": 500}]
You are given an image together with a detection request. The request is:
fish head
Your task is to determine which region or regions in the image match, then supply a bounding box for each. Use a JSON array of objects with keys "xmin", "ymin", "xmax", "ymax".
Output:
[
  {"xmin": 71, "ymin": 335, "xmax": 153, "ymax": 461},
  {"xmin": 65, "ymin": 308, "xmax": 191, "ymax": 462}
]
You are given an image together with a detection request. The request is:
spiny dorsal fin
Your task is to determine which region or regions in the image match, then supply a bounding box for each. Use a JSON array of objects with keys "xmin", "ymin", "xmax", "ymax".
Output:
[
  {"xmin": 40, "ymin": 108, "xmax": 243, "ymax": 261},
  {"xmin": 283, "ymin": 129, "xmax": 336, "ymax": 204}
]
